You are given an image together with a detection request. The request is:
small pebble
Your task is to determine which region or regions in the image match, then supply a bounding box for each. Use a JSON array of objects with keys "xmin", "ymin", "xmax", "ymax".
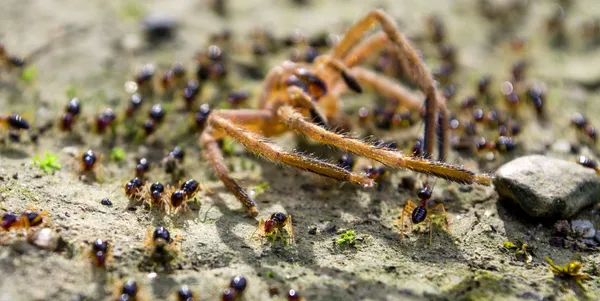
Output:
[
  {"xmin": 100, "ymin": 198, "xmax": 113, "ymax": 207},
  {"xmin": 494, "ymin": 155, "xmax": 600, "ymax": 219},
  {"xmin": 308, "ymin": 226, "xmax": 317, "ymax": 235},
  {"xmin": 29, "ymin": 228, "xmax": 59, "ymax": 250},
  {"xmin": 571, "ymin": 219, "xmax": 596, "ymax": 238},
  {"xmin": 553, "ymin": 220, "xmax": 571, "ymax": 236}
]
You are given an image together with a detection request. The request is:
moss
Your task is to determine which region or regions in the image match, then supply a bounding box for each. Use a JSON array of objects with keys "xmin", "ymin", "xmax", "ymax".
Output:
[
  {"xmin": 20, "ymin": 66, "xmax": 37, "ymax": 83},
  {"xmin": 445, "ymin": 271, "xmax": 513, "ymax": 301},
  {"xmin": 33, "ymin": 152, "xmax": 61, "ymax": 174},
  {"xmin": 110, "ymin": 147, "xmax": 126, "ymax": 162},
  {"xmin": 336, "ymin": 230, "xmax": 357, "ymax": 246}
]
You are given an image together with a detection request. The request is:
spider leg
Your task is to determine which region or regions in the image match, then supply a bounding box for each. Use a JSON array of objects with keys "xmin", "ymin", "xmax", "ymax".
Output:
[
  {"xmin": 207, "ymin": 114, "xmax": 374, "ymax": 187},
  {"xmin": 343, "ymin": 31, "xmax": 389, "ymax": 68},
  {"xmin": 288, "ymin": 86, "xmax": 329, "ymax": 126},
  {"xmin": 201, "ymin": 127, "xmax": 259, "ymax": 217},
  {"xmin": 277, "ymin": 105, "xmax": 491, "ymax": 185},
  {"xmin": 332, "ymin": 9, "xmax": 446, "ymax": 159},
  {"xmin": 345, "ymin": 67, "xmax": 423, "ymax": 110},
  {"xmin": 284, "ymin": 215, "xmax": 294, "ymax": 245}
]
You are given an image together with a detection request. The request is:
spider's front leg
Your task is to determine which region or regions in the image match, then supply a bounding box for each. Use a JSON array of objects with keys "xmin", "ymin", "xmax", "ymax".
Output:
[
  {"xmin": 201, "ymin": 127, "xmax": 259, "ymax": 217},
  {"xmin": 277, "ymin": 105, "xmax": 491, "ymax": 185},
  {"xmin": 202, "ymin": 111, "xmax": 374, "ymax": 216}
]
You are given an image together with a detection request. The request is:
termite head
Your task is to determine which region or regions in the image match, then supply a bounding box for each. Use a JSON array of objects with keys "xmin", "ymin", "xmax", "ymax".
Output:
[{"xmin": 417, "ymin": 186, "xmax": 432, "ymax": 201}]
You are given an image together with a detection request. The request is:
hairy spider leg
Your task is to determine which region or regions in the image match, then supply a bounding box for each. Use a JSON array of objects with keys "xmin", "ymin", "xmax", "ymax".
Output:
[{"xmin": 277, "ymin": 104, "xmax": 491, "ymax": 185}]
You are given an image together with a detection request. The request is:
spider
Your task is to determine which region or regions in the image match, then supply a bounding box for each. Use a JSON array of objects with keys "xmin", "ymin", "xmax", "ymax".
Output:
[{"xmin": 200, "ymin": 9, "xmax": 492, "ymax": 217}]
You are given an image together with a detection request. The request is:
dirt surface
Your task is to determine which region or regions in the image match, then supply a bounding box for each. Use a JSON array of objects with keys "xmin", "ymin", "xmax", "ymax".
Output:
[{"xmin": 1, "ymin": 0, "xmax": 600, "ymax": 300}]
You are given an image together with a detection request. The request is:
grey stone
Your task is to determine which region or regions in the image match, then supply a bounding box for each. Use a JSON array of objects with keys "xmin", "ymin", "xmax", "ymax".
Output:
[
  {"xmin": 494, "ymin": 155, "xmax": 600, "ymax": 219},
  {"xmin": 571, "ymin": 219, "xmax": 596, "ymax": 238}
]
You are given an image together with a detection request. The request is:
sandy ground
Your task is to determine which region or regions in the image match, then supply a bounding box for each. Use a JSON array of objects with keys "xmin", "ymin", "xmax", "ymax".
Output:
[{"xmin": 1, "ymin": 0, "xmax": 600, "ymax": 300}]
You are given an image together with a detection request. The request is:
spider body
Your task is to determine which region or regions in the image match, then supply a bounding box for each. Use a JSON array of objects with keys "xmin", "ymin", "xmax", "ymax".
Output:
[{"xmin": 200, "ymin": 9, "xmax": 492, "ymax": 217}]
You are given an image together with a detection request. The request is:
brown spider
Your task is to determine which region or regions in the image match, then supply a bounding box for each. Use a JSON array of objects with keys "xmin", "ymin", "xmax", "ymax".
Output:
[{"xmin": 200, "ymin": 9, "xmax": 492, "ymax": 217}]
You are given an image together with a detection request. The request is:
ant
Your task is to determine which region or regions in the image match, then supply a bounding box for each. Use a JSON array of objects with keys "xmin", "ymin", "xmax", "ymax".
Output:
[
  {"xmin": 59, "ymin": 98, "xmax": 81, "ymax": 132},
  {"xmin": 287, "ymin": 289, "xmax": 304, "ymax": 301},
  {"xmin": 176, "ymin": 285, "xmax": 196, "ymax": 301},
  {"xmin": 199, "ymin": 9, "xmax": 491, "ymax": 217},
  {"xmin": 124, "ymin": 177, "xmax": 145, "ymax": 201},
  {"xmin": 0, "ymin": 114, "xmax": 31, "ymax": 142},
  {"xmin": 364, "ymin": 166, "xmax": 389, "ymax": 191},
  {"xmin": 221, "ymin": 275, "xmax": 247, "ymax": 301},
  {"xmin": 169, "ymin": 189, "xmax": 191, "ymax": 213},
  {"xmin": 112, "ymin": 279, "xmax": 148, "ymax": 301},
  {"xmin": 75, "ymin": 149, "xmax": 103, "ymax": 178},
  {"xmin": 399, "ymin": 181, "xmax": 449, "ymax": 244},
  {"xmin": 194, "ymin": 104, "xmax": 211, "ymax": 130},
  {"xmin": 0, "ymin": 43, "xmax": 26, "ymax": 69},
  {"xmin": 161, "ymin": 62, "xmax": 187, "ymax": 91},
  {"xmin": 95, "ymin": 108, "xmax": 116, "ymax": 134},
  {"xmin": 183, "ymin": 80, "xmax": 201, "ymax": 110},
  {"xmin": 1, "ymin": 206, "xmax": 51, "ymax": 232},
  {"xmin": 143, "ymin": 182, "xmax": 170, "ymax": 211},
  {"xmin": 253, "ymin": 212, "xmax": 294, "ymax": 244},
  {"xmin": 180, "ymin": 179, "xmax": 200, "ymax": 200},
  {"xmin": 0, "ymin": 114, "xmax": 30, "ymax": 132},
  {"xmin": 125, "ymin": 94, "xmax": 144, "ymax": 117},
  {"xmin": 577, "ymin": 156, "xmax": 600, "ymax": 174},
  {"xmin": 135, "ymin": 158, "xmax": 151, "ymax": 178},
  {"xmin": 571, "ymin": 112, "xmax": 597, "ymax": 143},
  {"xmin": 87, "ymin": 238, "xmax": 111, "ymax": 267},
  {"xmin": 163, "ymin": 146, "xmax": 185, "ymax": 177},
  {"xmin": 143, "ymin": 227, "xmax": 182, "ymax": 267},
  {"xmin": 337, "ymin": 154, "xmax": 355, "ymax": 171}
]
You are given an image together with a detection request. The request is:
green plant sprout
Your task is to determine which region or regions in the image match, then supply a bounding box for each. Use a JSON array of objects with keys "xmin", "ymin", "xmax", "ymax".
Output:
[
  {"xmin": 110, "ymin": 147, "xmax": 126, "ymax": 162},
  {"xmin": 65, "ymin": 85, "xmax": 78, "ymax": 99},
  {"xmin": 250, "ymin": 182, "xmax": 269, "ymax": 197},
  {"xmin": 20, "ymin": 66, "xmax": 37, "ymax": 83},
  {"xmin": 33, "ymin": 152, "xmax": 61, "ymax": 174},
  {"xmin": 336, "ymin": 230, "xmax": 357, "ymax": 246}
]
